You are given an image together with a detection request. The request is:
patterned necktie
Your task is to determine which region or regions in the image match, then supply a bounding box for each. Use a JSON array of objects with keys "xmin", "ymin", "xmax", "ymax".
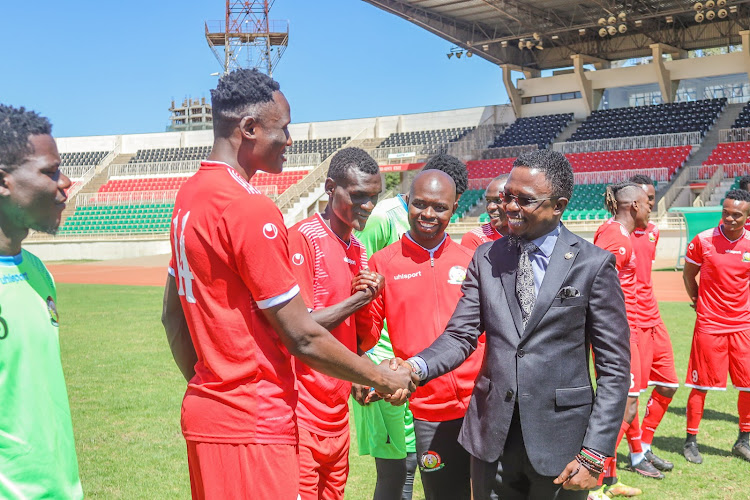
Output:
[{"xmin": 516, "ymin": 241, "xmax": 539, "ymax": 328}]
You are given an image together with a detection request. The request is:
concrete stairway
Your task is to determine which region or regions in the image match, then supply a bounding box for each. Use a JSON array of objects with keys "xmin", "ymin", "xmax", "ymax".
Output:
[
  {"xmin": 685, "ymin": 103, "xmax": 746, "ymax": 166},
  {"xmin": 552, "ymin": 120, "xmax": 583, "ymax": 146},
  {"xmin": 707, "ymin": 178, "xmax": 735, "ymax": 206}
]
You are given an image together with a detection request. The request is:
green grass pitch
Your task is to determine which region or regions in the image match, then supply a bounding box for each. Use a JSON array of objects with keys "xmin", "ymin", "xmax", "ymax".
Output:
[{"xmin": 57, "ymin": 283, "xmax": 749, "ymax": 499}]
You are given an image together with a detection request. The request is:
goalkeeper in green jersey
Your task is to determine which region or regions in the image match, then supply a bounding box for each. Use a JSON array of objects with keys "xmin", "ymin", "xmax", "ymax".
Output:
[{"xmin": 0, "ymin": 104, "xmax": 82, "ymax": 499}]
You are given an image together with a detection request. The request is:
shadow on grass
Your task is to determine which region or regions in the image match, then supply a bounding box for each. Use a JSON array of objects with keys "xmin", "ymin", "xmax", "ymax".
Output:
[
  {"xmin": 667, "ymin": 406, "xmax": 738, "ymax": 425},
  {"xmin": 649, "ymin": 435, "xmax": 733, "ymax": 458}
]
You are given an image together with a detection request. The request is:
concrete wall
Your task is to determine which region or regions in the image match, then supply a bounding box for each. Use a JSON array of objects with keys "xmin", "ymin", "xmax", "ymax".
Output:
[
  {"xmin": 25, "ymin": 239, "xmax": 172, "ymax": 262},
  {"xmin": 29, "ymin": 226, "xmax": 684, "ymax": 263}
]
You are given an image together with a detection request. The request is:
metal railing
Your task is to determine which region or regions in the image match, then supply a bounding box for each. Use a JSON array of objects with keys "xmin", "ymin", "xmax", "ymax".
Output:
[
  {"xmin": 66, "ymin": 165, "xmax": 97, "ymax": 199},
  {"xmin": 61, "ymin": 164, "xmax": 98, "ymax": 178},
  {"xmin": 693, "ymin": 165, "xmax": 724, "ymax": 207},
  {"xmin": 691, "ymin": 163, "xmax": 750, "ymax": 180},
  {"xmin": 573, "ymin": 168, "xmax": 670, "ymax": 184},
  {"xmin": 76, "ymin": 190, "xmax": 181, "ymax": 207},
  {"xmin": 285, "ymin": 153, "xmax": 321, "ymax": 168},
  {"xmin": 109, "ymin": 160, "xmax": 201, "ymax": 177},
  {"xmin": 478, "ymin": 144, "xmax": 537, "ymax": 159},
  {"xmin": 719, "ymin": 128, "xmax": 750, "ymax": 143},
  {"xmin": 370, "ymin": 144, "xmax": 448, "ymax": 163},
  {"xmin": 553, "ymin": 132, "xmax": 701, "ymax": 153}
]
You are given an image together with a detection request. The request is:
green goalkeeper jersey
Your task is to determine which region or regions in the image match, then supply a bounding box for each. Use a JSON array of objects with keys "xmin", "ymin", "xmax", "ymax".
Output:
[{"xmin": 0, "ymin": 250, "xmax": 82, "ymax": 500}]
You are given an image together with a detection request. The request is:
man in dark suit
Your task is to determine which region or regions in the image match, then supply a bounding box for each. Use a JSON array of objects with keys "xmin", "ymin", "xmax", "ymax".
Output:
[{"xmin": 401, "ymin": 150, "xmax": 630, "ymax": 499}]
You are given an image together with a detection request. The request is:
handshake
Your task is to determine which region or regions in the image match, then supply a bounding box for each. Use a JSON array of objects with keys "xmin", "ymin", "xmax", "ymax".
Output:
[{"xmin": 352, "ymin": 358, "xmax": 420, "ymax": 407}]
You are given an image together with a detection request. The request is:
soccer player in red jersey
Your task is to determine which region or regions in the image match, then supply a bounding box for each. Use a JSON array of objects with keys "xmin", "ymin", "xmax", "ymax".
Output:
[
  {"xmin": 368, "ymin": 170, "xmax": 483, "ymax": 500},
  {"xmin": 628, "ymin": 174, "xmax": 677, "ymax": 474},
  {"xmin": 593, "ymin": 182, "xmax": 663, "ymax": 491},
  {"xmin": 682, "ymin": 189, "xmax": 750, "ymax": 464},
  {"xmin": 289, "ymin": 147, "xmax": 385, "ymax": 500},
  {"xmin": 461, "ymin": 175, "xmax": 508, "ymax": 251},
  {"xmin": 161, "ymin": 69, "xmax": 415, "ymax": 500}
]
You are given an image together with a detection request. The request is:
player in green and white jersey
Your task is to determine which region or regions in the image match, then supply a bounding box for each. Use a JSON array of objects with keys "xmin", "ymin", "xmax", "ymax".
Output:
[
  {"xmin": 352, "ymin": 154, "xmax": 467, "ymax": 500},
  {"xmin": 0, "ymin": 104, "xmax": 82, "ymax": 499}
]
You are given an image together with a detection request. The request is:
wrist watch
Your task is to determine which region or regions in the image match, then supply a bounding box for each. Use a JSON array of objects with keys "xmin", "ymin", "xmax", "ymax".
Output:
[{"xmin": 406, "ymin": 358, "xmax": 425, "ymax": 382}]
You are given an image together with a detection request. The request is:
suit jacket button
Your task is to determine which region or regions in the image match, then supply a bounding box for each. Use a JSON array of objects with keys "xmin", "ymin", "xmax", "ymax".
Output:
[
  {"xmin": 505, "ymin": 390, "xmax": 514, "ymax": 400},
  {"xmin": 517, "ymin": 348, "xmax": 525, "ymax": 358}
]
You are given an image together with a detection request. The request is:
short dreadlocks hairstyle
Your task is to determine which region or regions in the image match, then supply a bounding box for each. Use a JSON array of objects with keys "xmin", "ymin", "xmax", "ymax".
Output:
[
  {"xmin": 604, "ymin": 181, "xmax": 641, "ymax": 216},
  {"xmin": 513, "ymin": 150, "xmax": 573, "ymax": 200},
  {"xmin": 327, "ymin": 147, "xmax": 380, "ymax": 184},
  {"xmin": 422, "ymin": 154, "xmax": 468, "ymax": 195},
  {"xmin": 0, "ymin": 104, "xmax": 52, "ymax": 171},
  {"xmin": 210, "ymin": 69, "xmax": 281, "ymax": 137},
  {"xmin": 629, "ymin": 174, "xmax": 654, "ymax": 187},
  {"xmin": 725, "ymin": 189, "xmax": 750, "ymax": 204},
  {"xmin": 738, "ymin": 175, "xmax": 750, "ymax": 192}
]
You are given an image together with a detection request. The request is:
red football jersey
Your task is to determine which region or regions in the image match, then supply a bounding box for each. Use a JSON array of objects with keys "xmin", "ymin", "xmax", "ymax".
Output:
[
  {"xmin": 631, "ymin": 222, "xmax": 661, "ymax": 328},
  {"xmin": 594, "ymin": 219, "xmax": 637, "ymax": 328},
  {"xmin": 289, "ymin": 213, "xmax": 376, "ymax": 436},
  {"xmin": 685, "ymin": 226, "xmax": 750, "ymax": 335},
  {"xmin": 169, "ymin": 161, "xmax": 300, "ymax": 445},
  {"xmin": 460, "ymin": 222, "xmax": 502, "ymax": 251}
]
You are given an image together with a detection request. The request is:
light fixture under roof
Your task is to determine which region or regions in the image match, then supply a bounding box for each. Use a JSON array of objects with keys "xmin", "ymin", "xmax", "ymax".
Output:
[
  {"xmin": 551, "ymin": 34, "xmax": 559, "ymax": 40},
  {"xmin": 579, "ymin": 28, "xmax": 587, "ymax": 35},
  {"xmin": 501, "ymin": 40, "xmax": 508, "ymax": 48},
  {"xmin": 635, "ymin": 19, "xmax": 643, "ymax": 26},
  {"xmin": 665, "ymin": 15, "xmax": 674, "ymax": 23}
]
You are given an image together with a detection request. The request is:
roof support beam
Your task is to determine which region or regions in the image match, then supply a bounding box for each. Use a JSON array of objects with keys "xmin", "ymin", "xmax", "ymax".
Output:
[
  {"xmin": 650, "ymin": 43, "xmax": 679, "ymax": 103},
  {"xmin": 501, "ymin": 64, "xmax": 523, "ymax": 118},
  {"xmin": 742, "ymin": 30, "xmax": 750, "ymax": 83},
  {"xmin": 571, "ymin": 55, "xmax": 594, "ymax": 116}
]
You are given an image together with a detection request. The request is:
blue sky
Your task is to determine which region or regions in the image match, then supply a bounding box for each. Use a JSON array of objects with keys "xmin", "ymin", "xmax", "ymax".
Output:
[{"xmin": 0, "ymin": 1, "xmax": 510, "ymax": 138}]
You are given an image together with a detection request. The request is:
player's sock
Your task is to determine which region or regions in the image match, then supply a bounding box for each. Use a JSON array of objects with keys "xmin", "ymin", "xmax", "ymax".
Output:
[
  {"xmin": 685, "ymin": 432, "xmax": 697, "ymax": 444},
  {"xmin": 738, "ymin": 391, "xmax": 750, "ymax": 435},
  {"xmin": 686, "ymin": 388, "xmax": 706, "ymax": 436},
  {"xmin": 641, "ymin": 391, "xmax": 672, "ymax": 446},
  {"xmin": 641, "ymin": 442, "xmax": 651, "ymax": 453},
  {"xmin": 626, "ymin": 414, "xmax": 644, "ymax": 466},
  {"xmin": 615, "ymin": 419, "xmax": 630, "ymax": 450},
  {"xmin": 603, "ymin": 420, "xmax": 631, "ymax": 481}
]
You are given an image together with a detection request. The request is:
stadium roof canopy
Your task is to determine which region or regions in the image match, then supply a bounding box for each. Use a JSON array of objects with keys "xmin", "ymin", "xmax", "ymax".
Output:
[{"xmin": 362, "ymin": 0, "xmax": 750, "ymax": 71}]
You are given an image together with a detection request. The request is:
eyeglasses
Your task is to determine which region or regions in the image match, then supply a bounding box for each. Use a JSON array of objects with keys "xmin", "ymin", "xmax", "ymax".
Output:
[{"xmin": 502, "ymin": 192, "xmax": 554, "ymax": 208}]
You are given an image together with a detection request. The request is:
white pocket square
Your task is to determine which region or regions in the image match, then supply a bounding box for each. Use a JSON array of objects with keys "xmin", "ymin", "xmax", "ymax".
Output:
[{"xmin": 556, "ymin": 286, "xmax": 581, "ymax": 299}]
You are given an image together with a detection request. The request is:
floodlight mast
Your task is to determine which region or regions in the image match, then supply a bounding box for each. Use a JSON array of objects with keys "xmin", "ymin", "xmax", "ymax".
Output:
[{"xmin": 205, "ymin": 0, "xmax": 289, "ymax": 75}]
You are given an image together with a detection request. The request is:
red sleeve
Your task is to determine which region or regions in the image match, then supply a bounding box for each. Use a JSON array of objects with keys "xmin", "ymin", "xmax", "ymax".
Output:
[
  {"xmin": 461, "ymin": 231, "xmax": 481, "ymax": 251},
  {"xmin": 686, "ymin": 235, "xmax": 703, "ymax": 266},
  {"xmin": 288, "ymin": 228, "xmax": 316, "ymax": 310},
  {"xmin": 367, "ymin": 253, "xmax": 387, "ymax": 342},
  {"xmin": 653, "ymin": 227, "xmax": 660, "ymax": 246},
  {"xmin": 217, "ymin": 195, "xmax": 298, "ymax": 306}
]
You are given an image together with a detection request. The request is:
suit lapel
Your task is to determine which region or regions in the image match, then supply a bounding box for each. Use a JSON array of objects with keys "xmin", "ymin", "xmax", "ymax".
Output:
[
  {"xmin": 487, "ymin": 240, "xmax": 524, "ymax": 337},
  {"xmin": 521, "ymin": 226, "xmax": 579, "ymax": 338}
]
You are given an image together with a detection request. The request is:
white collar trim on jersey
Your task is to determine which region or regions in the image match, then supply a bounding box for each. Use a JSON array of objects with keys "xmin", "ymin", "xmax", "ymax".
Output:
[
  {"xmin": 719, "ymin": 225, "xmax": 746, "ymax": 243},
  {"xmin": 315, "ymin": 212, "xmax": 352, "ymax": 249}
]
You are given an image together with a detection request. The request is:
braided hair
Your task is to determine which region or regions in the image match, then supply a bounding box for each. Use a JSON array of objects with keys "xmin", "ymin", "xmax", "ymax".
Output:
[{"xmin": 604, "ymin": 181, "xmax": 640, "ymax": 216}]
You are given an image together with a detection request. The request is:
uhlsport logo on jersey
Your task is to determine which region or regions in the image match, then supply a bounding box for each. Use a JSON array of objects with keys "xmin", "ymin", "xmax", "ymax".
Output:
[
  {"xmin": 263, "ymin": 223, "xmax": 279, "ymax": 239},
  {"xmin": 292, "ymin": 253, "xmax": 305, "ymax": 266},
  {"xmin": 618, "ymin": 247, "xmax": 626, "ymax": 255},
  {"xmin": 419, "ymin": 451, "xmax": 444, "ymax": 472},
  {"xmin": 47, "ymin": 296, "xmax": 59, "ymax": 327},
  {"xmin": 743, "ymin": 252, "xmax": 750, "ymax": 263},
  {"xmin": 447, "ymin": 265, "xmax": 467, "ymax": 284},
  {"xmin": 649, "ymin": 232, "xmax": 656, "ymax": 242}
]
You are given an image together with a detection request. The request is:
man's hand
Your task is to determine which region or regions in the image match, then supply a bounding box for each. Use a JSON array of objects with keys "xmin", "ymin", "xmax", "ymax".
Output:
[
  {"xmin": 553, "ymin": 459, "xmax": 598, "ymax": 491},
  {"xmin": 375, "ymin": 358, "xmax": 416, "ymax": 405},
  {"xmin": 351, "ymin": 269, "xmax": 385, "ymax": 300},
  {"xmin": 351, "ymin": 383, "xmax": 382, "ymax": 406}
]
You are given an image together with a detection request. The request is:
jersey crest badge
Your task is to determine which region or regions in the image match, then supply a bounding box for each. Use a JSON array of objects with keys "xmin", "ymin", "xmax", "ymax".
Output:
[
  {"xmin": 743, "ymin": 252, "xmax": 750, "ymax": 263},
  {"xmin": 419, "ymin": 450, "xmax": 445, "ymax": 472},
  {"xmin": 648, "ymin": 232, "xmax": 656, "ymax": 242},
  {"xmin": 47, "ymin": 296, "xmax": 59, "ymax": 327},
  {"xmin": 447, "ymin": 266, "xmax": 467, "ymax": 284}
]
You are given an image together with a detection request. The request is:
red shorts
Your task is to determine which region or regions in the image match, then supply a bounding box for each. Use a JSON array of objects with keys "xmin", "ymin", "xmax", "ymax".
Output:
[
  {"xmin": 629, "ymin": 332, "xmax": 642, "ymax": 397},
  {"xmin": 644, "ymin": 321, "xmax": 679, "ymax": 387},
  {"xmin": 634, "ymin": 326, "xmax": 654, "ymax": 393},
  {"xmin": 686, "ymin": 328, "xmax": 750, "ymax": 391},
  {"xmin": 298, "ymin": 427, "xmax": 350, "ymax": 500},
  {"xmin": 186, "ymin": 440, "xmax": 299, "ymax": 500}
]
